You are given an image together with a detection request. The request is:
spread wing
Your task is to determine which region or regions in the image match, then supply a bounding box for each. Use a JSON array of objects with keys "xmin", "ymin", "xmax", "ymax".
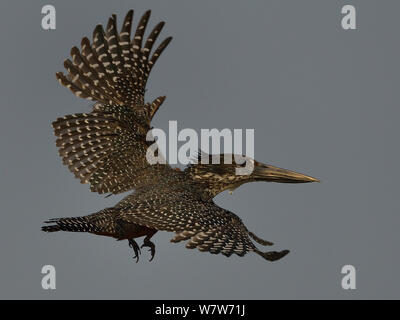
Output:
[
  {"xmin": 53, "ymin": 10, "xmax": 172, "ymax": 194},
  {"xmin": 115, "ymin": 181, "xmax": 289, "ymax": 260},
  {"xmin": 53, "ymin": 103, "xmax": 169, "ymax": 194},
  {"xmin": 56, "ymin": 10, "xmax": 171, "ymax": 109}
]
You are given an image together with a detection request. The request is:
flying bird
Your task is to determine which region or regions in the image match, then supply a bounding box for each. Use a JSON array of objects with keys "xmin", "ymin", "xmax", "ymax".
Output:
[{"xmin": 42, "ymin": 10, "xmax": 319, "ymax": 262}]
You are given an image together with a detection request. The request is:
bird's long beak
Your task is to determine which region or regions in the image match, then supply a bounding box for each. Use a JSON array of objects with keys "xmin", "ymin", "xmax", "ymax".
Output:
[{"xmin": 253, "ymin": 163, "xmax": 320, "ymax": 183}]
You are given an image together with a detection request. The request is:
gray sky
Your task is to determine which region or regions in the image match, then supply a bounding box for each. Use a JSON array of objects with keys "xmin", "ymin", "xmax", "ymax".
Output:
[{"xmin": 0, "ymin": 0, "xmax": 399, "ymax": 299}]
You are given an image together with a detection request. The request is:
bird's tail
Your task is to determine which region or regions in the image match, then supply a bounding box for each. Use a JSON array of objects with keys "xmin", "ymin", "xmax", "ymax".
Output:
[
  {"xmin": 42, "ymin": 209, "xmax": 115, "ymax": 235},
  {"xmin": 42, "ymin": 216, "xmax": 98, "ymax": 233}
]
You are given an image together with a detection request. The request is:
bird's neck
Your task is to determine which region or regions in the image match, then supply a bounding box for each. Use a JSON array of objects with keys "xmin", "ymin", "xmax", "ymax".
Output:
[{"xmin": 184, "ymin": 166, "xmax": 249, "ymax": 200}]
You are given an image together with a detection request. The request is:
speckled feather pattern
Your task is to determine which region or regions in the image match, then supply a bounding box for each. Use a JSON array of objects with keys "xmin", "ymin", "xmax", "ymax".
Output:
[{"xmin": 44, "ymin": 10, "xmax": 287, "ymax": 261}]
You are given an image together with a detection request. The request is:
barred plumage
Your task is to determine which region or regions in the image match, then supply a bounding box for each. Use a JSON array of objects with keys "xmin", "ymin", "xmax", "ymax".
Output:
[
  {"xmin": 44, "ymin": 9, "xmax": 319, "ymax": 263},
  {"xmin": 52, "ymin": 105, "xmax": 157, "ymax": 193},
  {"xmin": 56, "ymin": 9, "xmax": 171, "ymax": 108}
]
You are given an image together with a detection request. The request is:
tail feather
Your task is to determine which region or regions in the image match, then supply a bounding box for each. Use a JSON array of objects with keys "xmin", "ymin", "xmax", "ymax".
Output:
[
  {"xmin": 42, "ymin": 216, "xmax": 100, "ymax": 233},
  {"xmin": 41, "ymin": 224, "xmax": 61, "ymax": 232}
]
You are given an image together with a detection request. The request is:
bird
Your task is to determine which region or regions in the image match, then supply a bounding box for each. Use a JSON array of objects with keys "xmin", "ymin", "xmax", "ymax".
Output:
[{"xmin": 42, "ymin": 9, "xmax": 319, "ymax": 262}]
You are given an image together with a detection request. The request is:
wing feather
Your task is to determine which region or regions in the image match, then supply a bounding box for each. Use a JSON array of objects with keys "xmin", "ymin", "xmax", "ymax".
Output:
[
  {"xmin": 56, "ymin": 10, "xmax": 172, "ymax": 112},
  {"xmin": 53, "ymin": 11, "xmax": 172, "ymax": 194},
  {"xmin": 114, "ymin": 185, "xmax": 282, "ymax": 259},
  {"xmin": 53, "ymin": 106, "xmax": 159, "ymax": 193}
]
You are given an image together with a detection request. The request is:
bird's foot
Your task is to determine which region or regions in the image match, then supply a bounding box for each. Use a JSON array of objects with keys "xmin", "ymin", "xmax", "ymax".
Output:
[
  {"xmin": 141, "ymin": 238, "xmax": 156, "ymax": 262},
  {"xmin": 256, "ymin": 249, "xmax": 290, "ymax": 261},
  {"xmin": 128, "ymin": 239, "xmax": 141, "ymax": 263}
]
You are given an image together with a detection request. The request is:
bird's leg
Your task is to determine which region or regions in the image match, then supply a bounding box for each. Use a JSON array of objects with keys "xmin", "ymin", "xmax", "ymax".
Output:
[
  {"xmin": 141, "ymin": 230, "xmax": 157, "ymax": 261},
  {"xmin": 255, "ymin": 249, "xmax": 290, "ymax": 262},
  {"xmin": 128, "ymin": 238, "xmax": 141, "ymax": 263}
]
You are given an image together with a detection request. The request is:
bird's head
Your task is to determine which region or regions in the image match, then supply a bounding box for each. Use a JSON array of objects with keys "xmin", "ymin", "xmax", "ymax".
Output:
[{"xmin": 184, "ymin": 153, "xmax": 319, "ymax": 199}]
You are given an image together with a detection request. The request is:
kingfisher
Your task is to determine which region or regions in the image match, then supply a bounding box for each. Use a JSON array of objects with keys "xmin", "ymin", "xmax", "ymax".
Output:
[{"xmin": 42, "ymin": 10, "xmax": 319, "ymax": 262}]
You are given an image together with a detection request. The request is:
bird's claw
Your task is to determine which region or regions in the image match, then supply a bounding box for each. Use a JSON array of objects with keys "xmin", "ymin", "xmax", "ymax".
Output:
[
  {"xmin": 128, "ymin": 239, "xmax": 141, "ymax": 263},
  {"xmin": 141, "ymin": 240, "xmax": 156, "ymax": 262}
]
